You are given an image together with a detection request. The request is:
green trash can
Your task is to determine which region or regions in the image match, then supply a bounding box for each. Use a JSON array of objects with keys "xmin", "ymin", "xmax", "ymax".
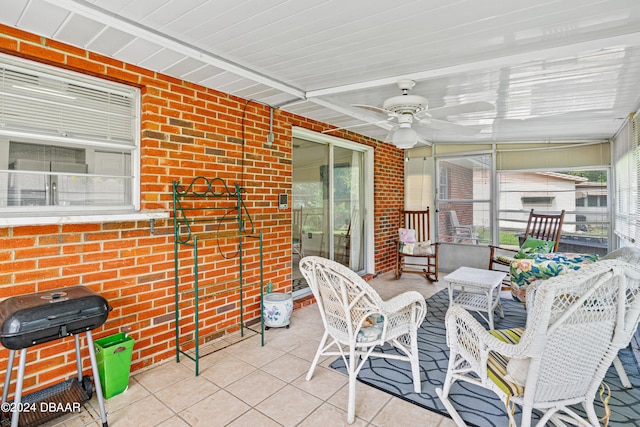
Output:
[{"xmin": 94, "ymin": 333, "xmax": 134, "ymax": 399}]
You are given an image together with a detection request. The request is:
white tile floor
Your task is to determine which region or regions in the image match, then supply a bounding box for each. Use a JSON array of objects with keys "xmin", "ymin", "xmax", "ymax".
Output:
[{"xmin": 40, "ymin": 272, "xmax": 457, "ymax": 427}]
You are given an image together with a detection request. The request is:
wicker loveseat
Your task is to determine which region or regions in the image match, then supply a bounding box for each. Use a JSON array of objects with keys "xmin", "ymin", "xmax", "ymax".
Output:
[
  {"xmin": 509, "ymin": 252, "xmax": 599, "ymax": 303},
  {"xmin": 509, "ymin": 247, "xmax": 640, "ymax": 303}
]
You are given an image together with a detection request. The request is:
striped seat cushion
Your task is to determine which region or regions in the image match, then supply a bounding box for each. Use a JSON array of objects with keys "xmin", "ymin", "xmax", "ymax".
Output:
[
  {"xmin": 487, "ymin": 328, "xmax": 526, "ymax": 396},
  {"xmin": 496, "ymin": 255, "xmax": 516, "ymax": 265}
]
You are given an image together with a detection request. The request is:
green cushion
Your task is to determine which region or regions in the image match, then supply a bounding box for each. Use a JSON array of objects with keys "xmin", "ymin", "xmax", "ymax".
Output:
[{"xmin": 514, "ymin": 237, "xmax": 555, "ymax": 259}]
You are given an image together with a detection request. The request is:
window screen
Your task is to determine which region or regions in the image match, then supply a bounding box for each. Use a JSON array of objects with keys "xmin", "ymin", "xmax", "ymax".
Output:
[{"xmin": 498, "ymin": 169, "xmax": 609, "ymax": 254}]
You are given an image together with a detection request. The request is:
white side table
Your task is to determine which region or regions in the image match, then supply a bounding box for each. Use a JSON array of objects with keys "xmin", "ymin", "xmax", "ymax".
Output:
[{"xmin": 444, "ymin": 266, "xmax": 507, "ymax": 330}]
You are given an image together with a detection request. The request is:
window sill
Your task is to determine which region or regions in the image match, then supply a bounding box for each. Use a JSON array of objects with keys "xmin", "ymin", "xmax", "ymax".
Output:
[{"xmin": 0, "ymin": 210, "xmax": 170, "ymax": 227}]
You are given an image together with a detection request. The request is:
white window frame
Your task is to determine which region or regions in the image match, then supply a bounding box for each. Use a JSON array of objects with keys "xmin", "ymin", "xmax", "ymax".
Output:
[
  {"xmin": 0, "ymin": 54, "xmax": 165, "ymax": 226},
  {"xmin": 435, "ymin": 152, "xmax": 493, "ymax": 245},
  {"xmin": 292, "ymin": 127, "xmax": 375, "ymax": 276}
]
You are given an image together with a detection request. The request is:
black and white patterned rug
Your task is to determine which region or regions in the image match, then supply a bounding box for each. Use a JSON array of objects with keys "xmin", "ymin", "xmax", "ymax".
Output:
[{"xmin": 330, "ymin": 289, "xmax": 640, "ymax": 426}]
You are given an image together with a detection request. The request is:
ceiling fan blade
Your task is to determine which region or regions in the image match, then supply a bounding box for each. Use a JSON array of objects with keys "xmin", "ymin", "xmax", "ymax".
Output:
[
  {"xmin": 322, "ymin": 119, "xmax": 391, "ymax": 133},
  {"xmin": 419, "ymin": 118, "xmax": 480, "ymax": 136},
  {"xmin": 352, "ymin": 104, "xmax": 393, "ymax": 118},
  {"xmin": 382, "ymin": 124, "xmax": 400, "ymax": 142},
  {"xmin": 428, "ymin": 101, "xmax": 495, "ymax": 119}
]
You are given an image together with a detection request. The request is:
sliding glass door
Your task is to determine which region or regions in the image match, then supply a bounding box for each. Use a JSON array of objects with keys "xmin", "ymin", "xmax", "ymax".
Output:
[{"xmin": 291, "ymin": 130, "xmax": 369, "ymax": 297}]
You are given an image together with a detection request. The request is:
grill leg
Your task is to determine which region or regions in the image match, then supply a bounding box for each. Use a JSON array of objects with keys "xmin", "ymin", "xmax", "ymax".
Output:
[
  {"xmin": 74, "ymin": 334, "xmax": 83, "ymax": 381},
  {"xmin": 1, "ymin": 349, "xmax": 15, "ymax": 404},
  {"xmin": 85, "ymin": 330, "xmax": 108, "ymax": 427},
  {"xmin": 10, "ymin": 349, "xmax": 27, "ymax": 427}
]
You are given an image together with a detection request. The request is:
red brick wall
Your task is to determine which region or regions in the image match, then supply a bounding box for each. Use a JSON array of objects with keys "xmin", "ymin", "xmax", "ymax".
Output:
[
  {"xmin": 0, "ymin": 25, "xmax": 404, "ymax": 396},
  {"xmin": 438, "ymin": 161, "xmax": 473, "ymax": 241}
]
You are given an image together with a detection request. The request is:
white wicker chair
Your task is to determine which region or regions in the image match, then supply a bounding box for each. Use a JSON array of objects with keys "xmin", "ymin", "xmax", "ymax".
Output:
[
  {"xmin": 299, "ymin": 256, "xmax": 427, "ymax": 424},
  {"xmin": 436, "ymin": 260, "xmax": 640, "ymax": 427}
]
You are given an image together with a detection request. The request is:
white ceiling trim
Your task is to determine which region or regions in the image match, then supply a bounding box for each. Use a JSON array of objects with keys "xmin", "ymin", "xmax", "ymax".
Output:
[
  {"xmin": 306, "ymin": 31, "xmax": 640, "ymax": 98},
  {"xmin": 44, "ymin": 0, "xmax": 306, "ymax": 100}
]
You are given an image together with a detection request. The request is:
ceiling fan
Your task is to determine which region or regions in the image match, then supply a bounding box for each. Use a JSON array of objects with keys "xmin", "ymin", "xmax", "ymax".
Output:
[{"xmin": 353, "ymin": 80, "xmax": 494, "ymax": 148}]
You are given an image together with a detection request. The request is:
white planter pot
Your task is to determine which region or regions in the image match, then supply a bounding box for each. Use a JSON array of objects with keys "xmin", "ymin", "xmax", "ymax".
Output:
[{"xmin": 263, "ymin": 292, "xmax": 293, "ymax": 329}]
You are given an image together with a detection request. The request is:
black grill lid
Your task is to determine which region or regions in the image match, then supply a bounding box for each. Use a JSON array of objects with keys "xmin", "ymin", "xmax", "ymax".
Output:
[{"xmin": 0, "ymin": 286, "xmax": 110, "ymax": 350}]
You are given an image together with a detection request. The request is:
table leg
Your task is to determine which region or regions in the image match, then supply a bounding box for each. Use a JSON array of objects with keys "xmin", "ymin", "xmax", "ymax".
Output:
[{"xmin": 486, "ymin": 290, "xmax": 494, "ymax": 330}]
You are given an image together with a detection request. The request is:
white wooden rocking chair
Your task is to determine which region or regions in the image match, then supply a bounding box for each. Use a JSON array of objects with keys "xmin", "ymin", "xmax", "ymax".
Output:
[
  {"xmin": 299, "ymin": 256, "xmax": 427, "ymax": 424},
  {"xmin": 437, "ymin": 259, "xmax": 640, "ymax": 427}
]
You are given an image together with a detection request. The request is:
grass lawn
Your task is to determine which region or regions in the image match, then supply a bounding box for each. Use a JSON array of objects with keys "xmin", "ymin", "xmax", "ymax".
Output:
[{"xmin": 477, "ymin": 230, "xmax": 521, "ymax": 246}]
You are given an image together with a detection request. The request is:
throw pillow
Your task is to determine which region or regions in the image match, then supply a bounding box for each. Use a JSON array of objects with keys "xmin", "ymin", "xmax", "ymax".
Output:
[
  {"xmin": 400, "ymin": 242, "xmax": 415, "ymax": 255},
  {"xmin": 357, "ymin": 314, "xmax": 385, "ymax": 343},
  {"xmin": 413, "ymin": 241, "xmax": 433, "ymax": 255},
  {"xmin": 505, "ymin": 357, "xmax": 530, "ymax": 386},
  {"xmin": 514, "ymin": 237, "xmax": 555, "ymax": 259},
  {"xmin": 398, "ymin": 228, "xmax": 417, "ymax": 243}
]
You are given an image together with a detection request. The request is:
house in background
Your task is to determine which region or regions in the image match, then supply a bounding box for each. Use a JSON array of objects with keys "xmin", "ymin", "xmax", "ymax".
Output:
[
  {"xmin": 497, "ymin": 171, "xmax": 582, "ymax": 233},
  {"xmin": 576, "ymin": 180, "xmax": 609, "ymax": 227}
]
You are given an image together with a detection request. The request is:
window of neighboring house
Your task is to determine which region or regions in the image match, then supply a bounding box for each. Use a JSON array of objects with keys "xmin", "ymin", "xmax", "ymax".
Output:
[
  {"xmin": 438, "ymin": 167, "xmax": 449, "ymax": 200},
  {"xmin": 521, "ymin": 196, "xmax": 554, "ymax": 206},
  {"xmin": 0, "ymin": 54, "xmax": 139, "ymax": 217},
  {"xmin": 586, "ymin": 194, "xmax": 607, "ymax": 207},
  {"xmin": 436, "ymin": 154, "xmax": 491, "ymax": 245},
  {"xmin": 575, "ymin": 195, "xmax": 607, "ymax": 208},
  {"xmin": 497, "ymin": 169, "xmax": 609, "ymax": 254}
]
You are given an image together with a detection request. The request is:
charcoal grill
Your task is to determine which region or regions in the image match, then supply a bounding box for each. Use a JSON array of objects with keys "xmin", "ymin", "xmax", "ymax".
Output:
[{"xmin": 0, "ymin": 286, "xmax": 111, "ymax": 427}]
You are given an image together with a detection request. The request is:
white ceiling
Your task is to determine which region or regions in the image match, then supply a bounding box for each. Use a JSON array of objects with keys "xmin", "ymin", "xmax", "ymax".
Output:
[{"xmin": 2, "ymin": 0, "xmax": 640, "ymax": 145}]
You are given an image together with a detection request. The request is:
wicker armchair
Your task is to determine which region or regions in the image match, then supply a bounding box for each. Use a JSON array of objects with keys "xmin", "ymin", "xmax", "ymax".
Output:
[
  {"xmin": 299, "ymin": 256, "xmax": 427, "ymax": 424},
  {"xmin": 437, "ymin": 260, "xmax": 640, "ymax": 427}
]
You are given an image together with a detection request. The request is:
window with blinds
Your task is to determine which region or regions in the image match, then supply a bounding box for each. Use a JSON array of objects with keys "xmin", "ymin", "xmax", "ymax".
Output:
[
  {"xmin": 612, "ymin": 113, "xmax": 639, "ymax": 246},
  {"xmin": 0, "ymin": 54, "xmax": 139, "ymax": 215}
]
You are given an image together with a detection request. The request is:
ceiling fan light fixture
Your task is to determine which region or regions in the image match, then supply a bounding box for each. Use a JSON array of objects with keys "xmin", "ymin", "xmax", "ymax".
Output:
[{"xmin": 392, "ymin": 126, "xmax": 418, "ymax": 149}]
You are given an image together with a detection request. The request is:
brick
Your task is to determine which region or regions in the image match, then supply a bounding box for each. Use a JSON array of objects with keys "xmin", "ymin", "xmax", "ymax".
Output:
[
  {"xmin": 84, "ymin": 231, "xmax": 119, "ymax": 241},
  {"xmin": 102, "ymin": 257, "xmax": 136, "ymax": 270},
  {"xmin": 19, "ymin": 42, "xmax": 65, "ymax": 65},
  {"xmin": 38, "ymin": 254, "xmax": 81, "ymax": 268},
  {"xmin": 125, "ymin": 62, "xmax": 155, "ymax": 77},
  {"xmin": 83, "ymin": 251, "xmax": 118, "ymax": 263},
  {"xmin": 0, "ymin": 237, "xmax": 36, "ymax": 249},
  {"xmin": 82, "ymin": 270, "xmax": 119, "ymax": 284},
  {"xmin": 61, "ymin": 224, "xmax": 100, "ymax": 233},
  {"xmin": 14, "ymin": 267, "xmax": 59, "ymax": 284},
  {"xmin": 0, "ymin": 24, "xmax": 41, "ymax": 43},
  {"xmin": 0, "ymin": 283, "xmax": 36, "ymax": 296},
  {"xmin": 38, "ymin": 276, "xmax": 80, "ymax": 290},
  {"xmin": 0, "ymin": 35, "xmax": 18, "ymax": 52},
  {"xmin": 1, "ymin": 259, "xmax": 37, "ymax": 272},
  {"xmin": 39, "ymin": 234, "xmax": 82, "ymax": 245},
  {"xmin": 62, "ymin": 243, "xmax": 101, "ymax": 254},
  {"xmin": 15, "ymin": 246, "xmax": 60, "ymax": 259}
]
